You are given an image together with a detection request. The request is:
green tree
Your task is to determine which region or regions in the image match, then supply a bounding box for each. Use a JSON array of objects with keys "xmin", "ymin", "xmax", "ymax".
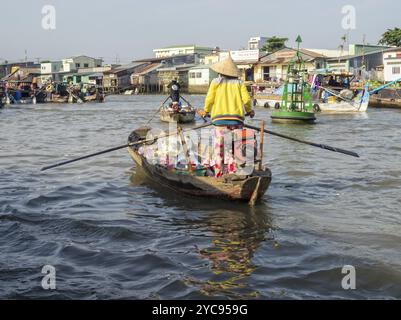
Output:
[
  {"xmin": 261, "ymin": 36, "xmax": 288, "ymax": 53},
  {"xmin": 378, "ymin": 27, "xmax": 401, "ymax": 47}
]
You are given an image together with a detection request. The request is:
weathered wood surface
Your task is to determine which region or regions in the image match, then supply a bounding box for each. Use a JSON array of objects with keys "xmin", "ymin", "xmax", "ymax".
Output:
[
  {"xmin": 160, "ymin": 107, "xmax": 196, "ymax": 123},
  {"xmin": 127, "ymin": 129, "xmax": 272, "ymax": 202}
]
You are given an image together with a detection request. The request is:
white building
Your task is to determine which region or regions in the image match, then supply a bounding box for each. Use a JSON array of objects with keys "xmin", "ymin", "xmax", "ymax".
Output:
[
  {"xmin": 188, "ymin": 66, "xmax": 218, "ymax": 93},
  {"xmin": 40, "ymin": 61, "xmax": 64, "ymax": 83},
  {"xmin": 383, "ymin": 48, "xmax": 401, "ymax": 82},
  {"xmin": 153, "ymin": 45, "xmax": 216, "ymax": 58},
  {"xmin": 62, "ymin": 55, "xmax": 103, "ymax": 72},
  {"xmin": 248, "ymin": 36, "xmax": 268, "ymax": 50},
  {"xmin": 40, "ymin": 61, "xmax": 63, "ymax": 74}
]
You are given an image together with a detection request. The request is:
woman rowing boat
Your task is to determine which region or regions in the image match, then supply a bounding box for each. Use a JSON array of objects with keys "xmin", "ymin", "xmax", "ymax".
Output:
[{"xmin": 198, "ymin": 55, "xmax": 256, "ymax": 177}]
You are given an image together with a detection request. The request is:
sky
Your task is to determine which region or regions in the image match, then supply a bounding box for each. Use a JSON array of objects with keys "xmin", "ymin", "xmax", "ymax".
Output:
[{"xmin": 0, "ymin": 0, "xmax": 399, "ymax": 64}]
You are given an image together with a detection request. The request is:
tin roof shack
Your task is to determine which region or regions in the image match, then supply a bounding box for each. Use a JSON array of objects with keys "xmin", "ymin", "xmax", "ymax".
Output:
[
  {"xmin": 1, "ymin": 64, "xmax": 41, "ymax": 93},
  {"xmin": 0, "ymin": 61, "xmax": 37, "ymax": 79},
  {"xmin": 325, "ymin": 50, "xmax": 388, "ymax": 82},
  {"xmin": 158, "ymin": 64, "xmax": 195, "ymax": 93},
  {"xmin": 103, "ymin": 62, "xmax": 148, "ymax": 93},
  {"xmin": 188, "ymin": 65, "xmax": 218, "ymax": 94},
  {"xmin": 254, "ymin": 48, "xmax": 326, "ymax": 84},
  {"xmin": 135, "ymin": 54, "xmax": 198, "ymax": 66},
  {"xmin": 130, "ymin": 63, "xmax": 163, "ymax": 93},
  {"xmin": 1, "ymin": 65, "xmax": 40, "ymax": 82},
  {"xmin": 383, "ymin": 48, "xmax": 401, "ymax": 82}
]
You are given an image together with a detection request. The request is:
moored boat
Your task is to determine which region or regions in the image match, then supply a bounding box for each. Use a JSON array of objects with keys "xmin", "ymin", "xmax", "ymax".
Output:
[
  {"xmin": 309, "ymin": 83, "xmax": 370, "ymax": 114},
  {"xmin": 369, "ymin": 88, "xmax": 401, "ymax": 109},
  {"xmin": 127, "ymin": 127, "xmax": 272, "ymax": 202}
]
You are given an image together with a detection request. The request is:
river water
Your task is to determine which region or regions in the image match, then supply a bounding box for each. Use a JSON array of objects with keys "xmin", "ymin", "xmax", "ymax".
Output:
[{"xmin": 0, "ymin": 95, "xmax": 400, "ymax": 299}]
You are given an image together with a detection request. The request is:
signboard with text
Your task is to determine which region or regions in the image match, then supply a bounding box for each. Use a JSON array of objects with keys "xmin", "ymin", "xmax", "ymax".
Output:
[{"xmin": 220, "ymin": 50, "xmax": 260, "ymax": 62}]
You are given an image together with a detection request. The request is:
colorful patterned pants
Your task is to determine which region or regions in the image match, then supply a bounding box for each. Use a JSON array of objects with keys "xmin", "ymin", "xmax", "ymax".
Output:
[{"xmin": 213, "ymin": 125, "xmax": 243, "ymax": 177}]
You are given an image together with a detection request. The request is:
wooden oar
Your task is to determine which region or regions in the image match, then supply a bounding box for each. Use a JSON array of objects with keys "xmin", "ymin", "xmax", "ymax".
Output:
[
  {"xmin": 145, "ymin": 96, "xmax": 170, "ymax": 125},
  {"xmin": 244, "ymin": 123, "xmax": 359, "ymax": 158},
  {"xmin": 41, "ymin": 122, "xmax": 212, "ymax": 171},
  {"xmin": 248, "ymin": 177, "xmax": 261, "ymax": 207},
  {"xmin": 180, "ymin": 95, "xmax": 192, "ymax": 107},
  {"xmin": 66, "ymin": 87, "xmax": 83, "ymax": 104}
]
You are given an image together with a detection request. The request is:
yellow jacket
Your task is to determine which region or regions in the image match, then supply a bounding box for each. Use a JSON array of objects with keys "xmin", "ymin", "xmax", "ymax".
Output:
[{"xmin": 204, "ymin": 77, "xmax": 252, "ymax": 123}]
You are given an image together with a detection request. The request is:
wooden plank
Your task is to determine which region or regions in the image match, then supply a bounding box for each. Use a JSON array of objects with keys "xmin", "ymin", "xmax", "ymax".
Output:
[{"xmin": 258, "ymin": 121, "xmax": 265, "ymax": 171}]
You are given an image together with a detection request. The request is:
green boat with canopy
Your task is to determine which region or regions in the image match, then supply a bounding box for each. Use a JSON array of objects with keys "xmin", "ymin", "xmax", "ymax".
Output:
[{"xmin": 271, "ymin": 35, "xmax": 316, "ymax": 124}]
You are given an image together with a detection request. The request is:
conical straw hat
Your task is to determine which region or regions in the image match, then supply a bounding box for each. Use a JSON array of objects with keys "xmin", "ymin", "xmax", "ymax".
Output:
[{"xmin": 210, "ymin": 55, "xmax": 240, "ymax": 78}]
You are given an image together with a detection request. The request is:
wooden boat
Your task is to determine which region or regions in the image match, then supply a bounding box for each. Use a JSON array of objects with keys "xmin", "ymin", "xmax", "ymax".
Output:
[
  {"xmin": 369, "ymin": 88, "xmax": 401, "ymax": 109},
  {"xmin": 160, "ymin": 105, "xmax": 196, "ymax": 123},
  {"xmin": 317, "ymin": 100, "xmax": 368, "ymax": 113},
  {"xmin": 83, "ymin": 92, "xmax": 105, "ymax": 103},
  {"xmin": 312, "ymin": 85, "xmax": 370, "ymax": 113},
  {"xmin": 46, "ymin": 95, "xmax": 69, "ymax": 103},
  {"xmin": 2, "ymin": 96, "xmax": 35, "ymax": 106},
  {"xmin": 127, "ymin": 127, "xmax": 272, "ymax": 202}
]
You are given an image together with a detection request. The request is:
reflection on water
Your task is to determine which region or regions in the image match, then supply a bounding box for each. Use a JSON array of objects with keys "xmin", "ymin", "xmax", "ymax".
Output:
[
  {"xmin": 188, "ymin": 209, "xmax": 275, "ymax": 299},
  {"xmin": 130, "ymin": 166, "xmax": 276, "ymax": 299}
]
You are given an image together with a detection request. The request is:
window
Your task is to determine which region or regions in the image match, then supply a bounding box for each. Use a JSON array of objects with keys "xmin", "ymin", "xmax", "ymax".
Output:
[
  {"xmin": 75, "ymin": 63, "xmax": 80, "ymax": 68},
  {"xmin": 196, "ymin": 72, "xmax": 202, "ymax": 78},
  {"xmin": 189, "ymin": 73, "xmax": 195, "ymax": 79},
  {"xmin": 84, "ymin": 63, "xmax": 89, "ymax": 68},
  {"xmin": 392, "ymin": 67, "xmax": 400, "ymax": 74},
  {"xmin": 249, "ymin": 43, "xmax": 257, "ymax": 49},
  {"xmin": 263, "ymin": 66, "xmax": 270, "ymax": 81}
]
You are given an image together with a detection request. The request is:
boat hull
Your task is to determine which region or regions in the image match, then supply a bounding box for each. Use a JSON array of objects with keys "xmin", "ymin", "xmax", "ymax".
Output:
[
  {"xmin": 127, "ymin": 129, "xmax": 272, "ymax": 202},
  {"xmin": 369, "ymin": 89, "xmax": 401, "ymax": 109},
  {"xmin": 317, "ymin": 101, "xmax": 367, "ymax": 113},
  {"xmin": 271, "ymin": 111, "xmax": 316, "ymax": 124},
  {"xmin": 160, "ymin": 108, "xmax": 196, "ymax": 123},
  {"xmin": 369, "ymin": 96, "xmax": 401, "ymax": 109}
]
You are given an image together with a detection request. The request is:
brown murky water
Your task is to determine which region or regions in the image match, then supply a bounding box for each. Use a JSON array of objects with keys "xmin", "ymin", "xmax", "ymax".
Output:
[{"xmin": 0, "ymin": 95, "xmax": 400, "ymax": 299}]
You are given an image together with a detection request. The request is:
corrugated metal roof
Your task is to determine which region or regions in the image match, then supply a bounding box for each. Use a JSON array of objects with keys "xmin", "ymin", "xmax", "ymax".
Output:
[
  {"xmin": 134, "ymin": 63, "xmax": 163, "ymax": 75},
  {"xmin": 259, "ymin": 47, "xmax": 325, "ymax": 65},
  {"xmin": 158, "ymin": 64, "xmax": 196, "ymax": 72},
  {"xmin": 134, "ymin": 54, "xmax": 195, "ymax": 63},
  {"xmin": 105, "ymin": 62, "xmax": 147, "ymax": 74},
  {"xmin": 326, "ymin": 48, "xmax": 390, "ymax": 61}
]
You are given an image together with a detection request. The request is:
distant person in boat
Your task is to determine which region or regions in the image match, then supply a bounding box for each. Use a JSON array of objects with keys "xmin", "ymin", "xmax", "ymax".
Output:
[
  {"xmin": 198, "ymin": 55, "xmax": 255, "ymax": 178},
  {"xmin": 168, "ymin": 79, "xmax": 181, "ymax": 102}
]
